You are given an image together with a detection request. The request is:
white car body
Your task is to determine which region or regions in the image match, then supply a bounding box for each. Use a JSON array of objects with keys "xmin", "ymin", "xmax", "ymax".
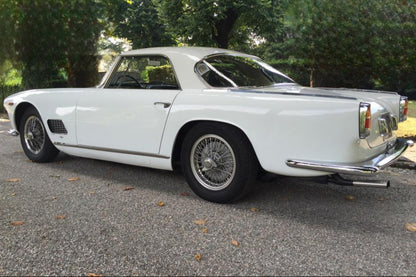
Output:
[{"xmin": 3, "ymin": 47, "xmax": 414, "ymax": 202}]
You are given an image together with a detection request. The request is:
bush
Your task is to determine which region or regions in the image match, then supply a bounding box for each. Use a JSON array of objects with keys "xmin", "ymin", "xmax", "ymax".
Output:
[{"xmin": 0, "ymin": 85, "xmax": 23, "ymax": 113}]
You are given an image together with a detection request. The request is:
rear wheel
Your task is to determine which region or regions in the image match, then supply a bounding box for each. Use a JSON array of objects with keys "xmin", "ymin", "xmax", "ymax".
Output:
[
  {"xmin": 19, "ymin": 107, "xmax": 59, "ymax": 162},
  {"xmin": 181, "ymin": 123, "xmax": 258, "ymax": 203}
]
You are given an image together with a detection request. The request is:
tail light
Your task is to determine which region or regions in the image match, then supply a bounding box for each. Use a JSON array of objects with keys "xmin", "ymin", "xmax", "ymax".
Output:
[
  {"xmin": 359, "ymin": 103, "xmax": 371, "ymax": 139},
  {"xmin": 399, "ymin": 96, "xmax": 408, "ymax": 122}
]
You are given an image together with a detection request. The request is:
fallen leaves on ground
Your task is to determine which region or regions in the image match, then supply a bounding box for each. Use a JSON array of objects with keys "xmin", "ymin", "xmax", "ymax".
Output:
[
  {"xmin": 7, "ymin": 178, "xmax": 21, "ymax": 182},
  {"xmin": 157, "ymin": 201, "xmax": 165, "ymax": 207},
  {"xmin": 55, "ymin": 215, "xmax": 66, "ymax": 220},
  {"xmin": 250, "ymin": 207, "xmax": 259, "ymax": 212},
  {"xmin": 405, "ymin": 222, "xmax": 416, "ymax": 232},
  {"xmin": 68, "ymin": 177, "xmax": 79, "ymax": 181},
  {"xmin": 202, "ymin": 228, "xmax": 208, "ymax": 233},
  {"xmin": 195, "ymin": 253, "xmax": 201, "ymax": 262},
  {"xmin": 123, "ymin": 187, "xmax": 134, "ymax": 191},
  {"xmin": 345, "ymin": 195, "xmax": 355, "ymax": 201},
  {"xmin": 88, "ymin": 273, "xmax": 102, "ymax": 277},
  {"xmin": 89, "ymin": 191, "xmax": 95, "ymax": 195},
  {"xmin": 10, "ymin": 193, "xmax": 16, "ymax": 197},
  {"xmin": 193, "ymin": 219, "xmax": 207, "ymax": 226},
  {"xmin": 181, "ymin": 192, "xmax": 189, "ymax": 196},
  {"xmin": 11, "ymin": 221, "xmax": 24, "ymax": 226},
  {"xmin": 378, "ymin": 197, "xmax": 387, "ymax": 202},
  {"xmin": 49, "ymin": 175, "xmax": 61, "ymax": 178},
  {"xmin": 56, "ymin": 161, "xmax": 63, "ymax": 165},
  {"xmin": 231, "ymin": 240, "xmax": 239, "ymax": 247}
]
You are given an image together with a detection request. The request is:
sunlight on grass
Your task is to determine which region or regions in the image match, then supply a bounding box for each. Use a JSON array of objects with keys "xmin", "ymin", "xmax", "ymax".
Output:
[{"xmin": 397, "ymin": 101, "xmax": 416, "ymax": 138}]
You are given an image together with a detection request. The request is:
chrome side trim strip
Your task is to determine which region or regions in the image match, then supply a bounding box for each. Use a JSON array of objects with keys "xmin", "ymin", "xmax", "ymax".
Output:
[
  {"xmin": 286, "ymin": 138, "xmax": 414, "ymax": 175},
  {"xmin": 231, "ymin": 89, "xmax": 357, "ymax": 100},
  {"xmin": 54, "ymin": 142, "xmax": 170, "ymax": 159},
  {"xmin": 317, "ymin": 87, "xmax": 399, "ymax": 95}
]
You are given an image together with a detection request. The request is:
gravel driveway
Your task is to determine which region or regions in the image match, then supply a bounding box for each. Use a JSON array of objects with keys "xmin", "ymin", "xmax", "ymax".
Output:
[{"xmin": 1, "ymin": 119, "xmax": 416, "ymax": 276}]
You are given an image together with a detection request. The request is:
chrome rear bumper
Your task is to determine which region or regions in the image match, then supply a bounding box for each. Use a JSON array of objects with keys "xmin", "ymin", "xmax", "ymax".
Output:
[{"xmin": 286, "ymin": 138, "xmax": 414, "ymax": 175}]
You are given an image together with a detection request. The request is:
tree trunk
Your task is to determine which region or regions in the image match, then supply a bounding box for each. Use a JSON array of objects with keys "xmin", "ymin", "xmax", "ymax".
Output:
[
  {"xmin": 68, "ymin": 55, "xmax": 99, "ymax": 87},
  {"xmin": 212, "ymin": 7, "xmax": 240, "ymax": 49}
]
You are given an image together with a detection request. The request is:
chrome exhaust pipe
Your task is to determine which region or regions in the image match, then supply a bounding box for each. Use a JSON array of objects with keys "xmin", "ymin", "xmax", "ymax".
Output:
[{"xmin": 328, "ymin": 174, "xmax": 390, "ymax": 188}]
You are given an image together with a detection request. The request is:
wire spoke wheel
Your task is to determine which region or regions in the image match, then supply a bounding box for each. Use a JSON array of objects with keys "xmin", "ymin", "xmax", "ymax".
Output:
[
  {"xmin": 23, "ymin": 115, "xmax": 46, "ymax": 155},
  {"xmin": 190, "ymin": 134, "xmax": 236, "ymax": 191}
]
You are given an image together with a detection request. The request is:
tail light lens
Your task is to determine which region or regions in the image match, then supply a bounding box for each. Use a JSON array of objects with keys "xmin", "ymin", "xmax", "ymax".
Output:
[
  {"xmin": 399, "ymin": 96, "xmax": 408, "ymax": 122},
  {"xmin": 359, "ymin": 103, "xmax": 371, "ymax": 139}
]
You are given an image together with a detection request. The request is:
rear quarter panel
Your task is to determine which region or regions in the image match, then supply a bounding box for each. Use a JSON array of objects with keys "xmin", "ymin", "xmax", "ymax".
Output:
[{"xmin": 161, "ymin": 89, "xmax": 388, "ymax": 176}]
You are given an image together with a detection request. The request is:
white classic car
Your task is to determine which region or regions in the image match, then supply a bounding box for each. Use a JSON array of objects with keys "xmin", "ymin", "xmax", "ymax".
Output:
[{"xmin": 3, "ymin": 47, "xmax": 414, "ymax": 203}]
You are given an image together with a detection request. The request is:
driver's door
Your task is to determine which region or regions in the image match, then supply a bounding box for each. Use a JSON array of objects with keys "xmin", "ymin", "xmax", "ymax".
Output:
[{"xmin": 76, "ymin": 55, "xmax": 180, "ymax": 155}]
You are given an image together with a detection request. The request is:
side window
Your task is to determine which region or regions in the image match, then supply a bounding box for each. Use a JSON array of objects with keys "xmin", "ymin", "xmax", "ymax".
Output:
[{"xmin": 106, "ymin": 56, "xmax": 179, "ymax": 89}]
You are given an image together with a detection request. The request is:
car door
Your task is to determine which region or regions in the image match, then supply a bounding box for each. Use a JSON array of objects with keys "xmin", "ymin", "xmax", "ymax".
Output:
[{"xmin": 76, "ymin": 55, "xmax": 181, "ymax": 155}]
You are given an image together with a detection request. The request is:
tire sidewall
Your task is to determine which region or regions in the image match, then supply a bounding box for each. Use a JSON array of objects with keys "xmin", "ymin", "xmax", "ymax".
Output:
[
  {"xmin": 19, "ymin": 107, "xmax": 57, "ymax": 162},
  {"xmin": 181, "ymin": 123, "xmax": 257, "ymax": 203}
]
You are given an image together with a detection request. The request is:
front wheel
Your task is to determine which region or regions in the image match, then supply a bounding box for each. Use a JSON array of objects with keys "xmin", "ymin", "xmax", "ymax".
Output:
[
  {"xmin": 181, "ymin": 123, "xmax": 258, "ymax": 203},
  {"xmin": 19, "ymin": 107, "xmax": 59, "ymax": 162}
]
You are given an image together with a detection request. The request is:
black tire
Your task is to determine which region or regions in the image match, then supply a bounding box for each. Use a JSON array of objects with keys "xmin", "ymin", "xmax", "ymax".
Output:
[
  {"xmin": 181, "ymin": 122, "xmax": 258, "ymax": 203},
  {"xmin": 19, "ymin": 107, "xmax": 59, "ymax": 162}
]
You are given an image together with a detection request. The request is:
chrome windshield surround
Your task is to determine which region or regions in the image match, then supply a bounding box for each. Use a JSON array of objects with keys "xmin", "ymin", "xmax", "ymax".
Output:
[
  {"xmin": 54, "ymin": 142, "xmax": 170, "ymax": 159},
  {"xmin": 286, "ymin": 138, "xmax": 414, "ymax": 175}
]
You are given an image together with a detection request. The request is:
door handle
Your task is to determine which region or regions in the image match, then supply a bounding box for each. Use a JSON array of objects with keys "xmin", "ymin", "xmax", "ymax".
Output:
[{"xmin": 154, "ymin": 102, "xmax": 171, "ymax": 108}]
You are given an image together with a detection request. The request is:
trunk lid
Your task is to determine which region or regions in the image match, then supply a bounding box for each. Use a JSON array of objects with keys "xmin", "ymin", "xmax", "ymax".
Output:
[{"xmin": 234, "ymin": 84, "xmax": 402, "ymax": 148}]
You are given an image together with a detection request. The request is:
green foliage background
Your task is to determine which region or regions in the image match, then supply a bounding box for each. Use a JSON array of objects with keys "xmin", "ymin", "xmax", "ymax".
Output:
[{"xmin": 0, "ymin": 0, "xmax": 415, "ymax": 100}]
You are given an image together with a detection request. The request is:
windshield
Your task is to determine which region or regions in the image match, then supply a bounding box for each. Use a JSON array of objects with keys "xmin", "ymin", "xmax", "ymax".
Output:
[{"xmin": 195, "ymin": 54, "xmax": 295, "ymax": 88}]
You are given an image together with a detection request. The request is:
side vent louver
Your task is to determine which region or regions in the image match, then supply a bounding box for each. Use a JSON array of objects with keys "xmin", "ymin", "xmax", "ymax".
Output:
[{"xmin": 47, "ymin": 120, "xmax": 68, "ymax": 134}]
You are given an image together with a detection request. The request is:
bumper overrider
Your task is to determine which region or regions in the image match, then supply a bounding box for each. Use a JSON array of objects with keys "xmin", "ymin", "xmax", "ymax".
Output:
[{"xmin": 286, "ymin": 138, "xmax": 414, "ymax": 175}]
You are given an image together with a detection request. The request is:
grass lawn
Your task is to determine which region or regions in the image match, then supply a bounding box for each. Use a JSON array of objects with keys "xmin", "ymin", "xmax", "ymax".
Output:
[{"xmin": 397, "ymin": 100, "xmax": 416, "ymax": 139}]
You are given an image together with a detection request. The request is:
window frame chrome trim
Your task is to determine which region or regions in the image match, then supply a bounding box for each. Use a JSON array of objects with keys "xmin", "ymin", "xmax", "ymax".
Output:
[{"xmin": 102, "ymin": 54, "xmax": 182, "ymax": 91}]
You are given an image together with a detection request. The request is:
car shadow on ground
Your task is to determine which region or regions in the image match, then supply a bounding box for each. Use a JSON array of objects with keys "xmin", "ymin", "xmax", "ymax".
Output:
[{"xmin": 34, "ymin": 152, "xmax": 415, "ymax": 235}]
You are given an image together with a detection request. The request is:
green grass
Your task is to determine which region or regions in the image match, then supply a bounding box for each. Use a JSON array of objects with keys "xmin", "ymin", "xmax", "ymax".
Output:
[{"xmin": 397, "ymin": 100, "xmax": 416, "ymax": 138}]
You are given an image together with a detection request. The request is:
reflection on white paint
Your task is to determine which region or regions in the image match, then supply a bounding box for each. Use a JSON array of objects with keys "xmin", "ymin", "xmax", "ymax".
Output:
[{"xmin": 55, "ymin": 107, "xmax": 76, "ymax": 116}]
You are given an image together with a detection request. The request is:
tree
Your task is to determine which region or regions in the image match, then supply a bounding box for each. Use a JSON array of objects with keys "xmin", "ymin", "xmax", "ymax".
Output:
[
  {"xmin": 13, "ymin": 0, "xmax": 68, "ymax": 88},
  {"xmin": 64, "ymin": 0, "xmax": 104, "ymax": 87},
  {"xmin": 106, "ymin": 0, "xmax": 175, "ymax": 49},
  {"xmin": 156, "ymin": 0, "xmax": 284, "ymax": 49},
  {"xmin": 371, "ymin": 0, "xmax": 416, "ymax": 95},
  {"xmin": 0, "ymin": 0, "xmax": 103, "ymax": 89},
  {"xmin": 260, "ymin": 0, "xmax": 416, "ymax": 96}
]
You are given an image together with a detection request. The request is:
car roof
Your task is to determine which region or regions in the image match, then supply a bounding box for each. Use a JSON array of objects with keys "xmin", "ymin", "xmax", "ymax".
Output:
[
  {"xmin": 116, "ymin": 47, "xmax": 261, "ymax": 89},
  {"xmin": 121, "ymin": 46, "xmax": 257, "ymax": 61}
]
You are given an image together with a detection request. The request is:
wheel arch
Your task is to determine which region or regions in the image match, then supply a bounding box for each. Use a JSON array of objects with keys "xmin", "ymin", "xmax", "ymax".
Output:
[
  {"xmin": 171, "ymin": 120, "xmax": 261, "ymax": 171},
  {"xmin": 14, "ymin": 102, "xmax": 37, "ymax": 130}
]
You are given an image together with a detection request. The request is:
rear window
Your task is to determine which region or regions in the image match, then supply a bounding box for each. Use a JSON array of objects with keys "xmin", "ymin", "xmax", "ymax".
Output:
[{"xmin": 195, "ymin": 55, "xmax": 294, "ymax": 88}]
